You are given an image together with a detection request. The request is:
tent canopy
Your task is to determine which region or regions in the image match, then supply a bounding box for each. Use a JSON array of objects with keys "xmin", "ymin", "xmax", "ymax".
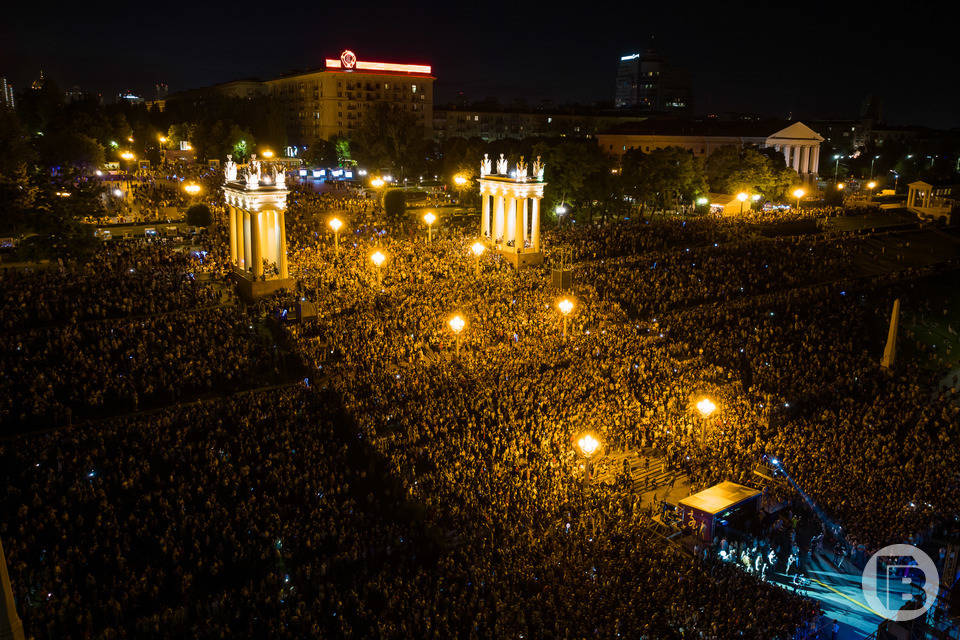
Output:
[{"xmin": 679, "ymin": 481, "xmax": 760, "ymax": 515}]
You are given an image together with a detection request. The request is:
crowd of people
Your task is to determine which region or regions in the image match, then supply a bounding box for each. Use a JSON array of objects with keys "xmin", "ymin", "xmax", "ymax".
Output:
[{"xmin": 2, "ymin": 177, "xmax": 958, "ymax": 639}]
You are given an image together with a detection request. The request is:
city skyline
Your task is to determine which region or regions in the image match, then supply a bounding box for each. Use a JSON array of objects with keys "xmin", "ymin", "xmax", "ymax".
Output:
[{"xmin": 3, "ymin": 1, "xmax": 959, "ymax": 128}]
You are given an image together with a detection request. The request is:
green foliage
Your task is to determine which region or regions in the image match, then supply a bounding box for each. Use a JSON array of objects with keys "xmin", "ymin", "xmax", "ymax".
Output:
[
  {"xmin": 382, "ymin": 189, "xmax": 406, "ymax": 221},
  {"xmin": 186, "ymin": 204, "xmax": 213, "ymax": 227},
  {"xmin": 335, "ymin": 137, "xmax": 351, "ymax": 164},
  {"xmin": 705, "ymin": 146, "xmax": 799, "ymax": 199},
  {"xmin": 621, "ymin": 147, "xmax": 707, "ymax": 209},
  {"xmin": 306, "ymin": 138, "xmax": 337, "ymax": 165},
  {"xmin": 351, "ymin": 103, "xmax": 427, "ymax": 178}
]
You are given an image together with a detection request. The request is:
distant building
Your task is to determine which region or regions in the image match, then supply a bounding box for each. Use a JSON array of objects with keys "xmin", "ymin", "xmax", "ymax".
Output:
[
  {"xmin": 615, "ymin": 50, "xmax": 691, "ymax": 112},
  {"xmin": 117, "ymin": 91, "xmax": 144, "ymax": 105},
  {"xmin": 168, "ymin": 50, "xmax": 435, "ymax": 145},
  {"xmin": 433, "ymin": 107, "xmax": 646, "ymax": 142},
  {"xmin": 596, "ymin": 119, "xmax": 824, "ymax": 177},
  {"xmin": 31, "ymin": 70, "xmax": 45, "ymax": 91},
  {"xmin": 65, "ymin": 86, "xmax": 84, "ymax": 103},
  {"xmin": 155, "ymin": 82, "xmax": 168, "ymax": 101},
  {"xmin": 0, "ymin": 77, "xmax": 13, "ymax": 109}
]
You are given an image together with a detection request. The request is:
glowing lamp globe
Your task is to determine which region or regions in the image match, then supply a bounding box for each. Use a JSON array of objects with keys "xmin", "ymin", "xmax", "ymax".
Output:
[
  {"xmin": 471, "ymin": 241, "xmax": 485, "ymax": 257},
  {"xmin": 792, "ymin": 188, "xmax": 805, "ymax": 199},
  {"xmin": 424, "ymin": 212, "xmax": 436, "ymax": 225},
  {"xmin": 329, "ymin": 218, "xmax": 343, "ymax": 232},
  {"xmin": 736, "ymin": 192, "xmax": 748, "ymax": 202},
  {"xmin": 370, "ymin": 251, "xmax": 386, "ymax": 267},
  {"xmin": 696, "ymin": 398, "xmax": 717, "ymax": 417},
  {"xmin": 448, "ymin": 315, "xmax": 466, "ymax": 334},
  {"xmin": 577, "ymin": 433, "xmax": 601, "ymax": 458},
  {"xmin": 558, "ymin": 299, "xmax": 574, "ymax": 316}
]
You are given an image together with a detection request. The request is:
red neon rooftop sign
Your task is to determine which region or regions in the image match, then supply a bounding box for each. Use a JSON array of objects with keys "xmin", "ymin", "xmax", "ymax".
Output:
[{"xmin": 325, "ymin": 50, "xmax": 431, "ymax": 75}]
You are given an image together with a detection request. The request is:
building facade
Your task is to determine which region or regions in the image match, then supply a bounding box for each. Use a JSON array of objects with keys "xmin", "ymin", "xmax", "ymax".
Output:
[
  {"xmin": 614, "ymin": 50, "xmax": 691, "ymax": 112},
  {"xmin": 267, "ymin": 51, "xmax": 433, "ymax": 144},
  {"xmin": 596, "ymin": 120, "xmax": 824, "ymax": 177},
  {"xmin": 433, "ymin": 107, "xmax": 646, "ymax": 142},
  {"xmin": 0, "ymin": 77, "xmax": 13, "ymax": 109}
]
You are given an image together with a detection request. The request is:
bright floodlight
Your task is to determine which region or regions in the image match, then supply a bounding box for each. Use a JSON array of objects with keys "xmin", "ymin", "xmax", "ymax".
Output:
[
  {"xmin": 120, "ymin": 151, "xmax": 135, "ymax": 160},
  {"xmin": 448, "ymin": 314, "xmax": 466, "ymax": 334},
  {"xmin": 453, "ymin": 174, "xmax": 468, "ymax": 186},
  {"xmin": 696, "ymin": 398, "xmax": 717, "ymax": 417},
  {"xmin": 837, "ymin": 183, "xmax": 845, "ymax": 190},
  {"xmin": 424, "ymin": 212, "xmax": 436, "ymax": 225},
  {"xmin": 696, "ymin": 197, "xmax": 708, "ymax": 205},
  {"xmin": 558, "ymin": 298, "xmax": 574, "ymax": 316},
  {"xmin": 577, "ymin": 433, "xmax": 601, "ymax": 458},
  {"xmin": 471, "ymin": 241, "xmax": 485, "ymax": 257},
  {"xmin": 159, "ymin": 135, "xmax": 167, "ymax": 143},
  {"xmin": 867, "ymin": 181, "xmax": 877, "ymax": 189},
  {"xmin": 736, "ymin": 192, "xmax": 748, "ymax": 202},
  {"xmin": 262, "ymin": 150, "xmax": 275, "ymax": 158},
  {"xmin": 370, "ymin": 251, "xmax": 386, "ymax": 267},
  {"xmin": 183, "ymin": 183, "xmax": 201, "ymax": 195},
  {"xmin": 792, "ymin": 188, "xmax": 805, "ymax": 199},
  {"xmin": 329, "ymin": 217, "xmax": 342, "ymax": 231},
  {"xmin": 371, "ymin": 178, "xmax": 384, "ymax": 188}
]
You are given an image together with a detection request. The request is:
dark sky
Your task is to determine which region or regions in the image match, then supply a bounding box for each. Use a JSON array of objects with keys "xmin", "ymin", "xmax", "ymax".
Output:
[{"xmin": 3, "ymin": 1, "xmax": 958, "ymax": 128}]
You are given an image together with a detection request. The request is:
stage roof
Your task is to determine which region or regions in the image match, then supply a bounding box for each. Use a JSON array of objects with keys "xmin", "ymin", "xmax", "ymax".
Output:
[{"xmin": 678, "ymin": 481, "xmax": 761, "ymax": 515}]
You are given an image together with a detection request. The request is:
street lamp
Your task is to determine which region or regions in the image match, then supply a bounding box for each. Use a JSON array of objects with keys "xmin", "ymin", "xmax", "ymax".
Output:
[
  {"xmin": 423, "ymin": 211, "xmax": 437, "ymax": 243},
  {"xmin": 736, "ymin": 191, "xmax": 748, "ymax": 215},
  {"xmin": 837, "ymin": 183, "xmax": 845, "ymax": 190},
  {"xmin": 696, "ymin": 196, "xmax": 708, "ymax": 206},
  {"xmin": 555, "ymin": 204, "xmax": 568, "ymax": 227},
  {"xmin": 183, "ymin": 183, "xmax": 201, "ymax": 196},
  {"xmin": 866, "ymin": 181, "xmax": 876, "ymax": 201},
  {"xmin": 833, "ymin": 154, "xmax": 842, "ymax": 181},
  {"xmin": 558, "ymin": 298, "xmax": 574, "ymax": 339},
  {"xmin": 471, "ymin": 241, "xmax": 485, "ymax": 276},
  {"xmin": 453, "ymin": 174, "xmax": 468, "ymax": 202},
  {"xmin": 448, "ymin": 314, "xmax": 466, "ymax": 357},
  {"xmin": 870, "ymin": 154, "xmax": 880, "ymax": 179},
  {"xmin": 329, "ymin": 217, "xmax": 343, "ymax": 251},
  {"xmin": 370, "ymin": 250, "xmax": 386, "ymax": 287},
  {"xmin": 371, "ymin": 177, "xmax": 384, "ymax": 188},
  {"xmin": 696, "ymin": 397, "xmax": 717, "ymax": 418},
  {"xmin": 576, "ymin": 432, "xmax": 602, "ymax": 484},
  {"xmin": 262, "ymin": 150, "xmax": 275, "ymax": 159},
  {"xmin": 792, "ymin": 188, "xmax": 805, "ymax": 210}
]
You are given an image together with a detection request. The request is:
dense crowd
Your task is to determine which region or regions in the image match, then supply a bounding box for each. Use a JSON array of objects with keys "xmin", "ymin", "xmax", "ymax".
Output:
[{"xmin": 2, "ymin": 181, "xmax": 958, "ymax": 639}]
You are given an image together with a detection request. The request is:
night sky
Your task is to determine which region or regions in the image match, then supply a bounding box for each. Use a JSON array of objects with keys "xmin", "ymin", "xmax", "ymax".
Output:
[{"xmin": 4, "ymin": 1, "xmax": 958, "ymax": 128}]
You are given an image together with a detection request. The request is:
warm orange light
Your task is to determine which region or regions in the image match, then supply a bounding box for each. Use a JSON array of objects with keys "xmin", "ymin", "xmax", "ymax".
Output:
[
  {"xmin": 471, "ymin": 241, "xmax": 485, "ymax": 257},
  {"xmin": 576, "ymin": 433, "xmax": 601, "ymax": 458},
  {"xmin": 329, "ymin": 217, "xmax": 343, "ymax": 232},
  {"xmin": 867, "ymin": 181, "xmax": 877, "ymax": 189},
  {"xmin": 325, "ymin": 59, "xmax": 432, "ymax": 74},
  {"xmin": 736, "ymin": 192, "xmax": 748, "ymax": 202},
  {"xmin": 370, "ymin": 251, "xmax": 386, "ymax": 267},
  {"xmin": 792, "ymin": 188, "xmax": 805, "ymax": 199},
  {"xmin": 453, "ymin": 174, "xmax": 468, "ymax": 186},
  {"xmin": 262, "ymin": 150, "xmax": 275, "ymax": 158},
  {"xmin": 837, "ymin": 183, "xmax": 845, "ymax": 190},
  {"xmin": 448, "ymin": 315, "xmax": 466, "ymax": 334},
  {"xmin": 120, "ymin": 151, "xmax": 135, "ymax": 161},
  {"xmin": 558, "ymin": 299, "xmax": 574, "ymax": 316},
  {"xmin": 423, "ymin": 212, "xmax": 436, "ymax": 225},
  {"xmin": 183, "ymin": 183, "xmax": 201, "ymax": 195}
]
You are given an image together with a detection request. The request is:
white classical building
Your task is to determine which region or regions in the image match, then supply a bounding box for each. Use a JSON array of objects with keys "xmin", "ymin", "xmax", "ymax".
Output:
[
  {"xmin": 596, "ymin": 120, "xmax": 825, "ymax": 178},
  {"xmin": 478, "ymin": 153, "xmax": 546, "ymax": 267},
  {"xmin": 222, "ymin": 154, "xmax": 294, "ymax": 298}
]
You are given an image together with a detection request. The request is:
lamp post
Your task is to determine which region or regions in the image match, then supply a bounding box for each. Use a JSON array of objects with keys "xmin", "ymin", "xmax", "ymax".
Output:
[
  {"xmin": 555, "ymin": 204, "xmax": 567, "ymax": 228},
  {"xmin": 448, "ymin": 314, "xmax": 466, "ymax": 357},
  {"xmin": 576, "ymin": 432, "xmax": 602, "ymax": 485},
  {"xmin": 423, "ymin": 211, "xmax": 436, "ymax": 243},
  {"xmin": 558, "ymin": 298, "xmax": 574, "ymax": 339},
  {"xmin": 736, "ymin": 191, "xmax": 748, "ymax": 215},
  {"xmin": 183, "ymin": 182, "xmax": 201, "ymax": 198},
  {"xmin": 792, "ymin": 188, "xmax": 805, "ymax": 210},
  {"xmin": 870, "ymin": 155, "xmax": 880, "ymax": 179},
  {"xmin": 453, "ymin": 174, "xmax": 467, "ymax": 203},
  {"xmin": 370, "ymin": 250, "xmax": 386, "ymax": 287},
  {"xmin": 695, "ymin": 397, "xmax": 718, "ymax": 444},
  {"xmin": 471, "ymin": 241, "xmax": 485, "ymax": 276},
  {"xmin": 329, "ymin": 217, "xmax": 342, "ymax": 252},
  {"xmin": 833, "ymin": 154, "xmax": 842, "ymax": 181},
  {"xmin": 866, "ymin": 181, "xmax": 876, "ymax": 202}
]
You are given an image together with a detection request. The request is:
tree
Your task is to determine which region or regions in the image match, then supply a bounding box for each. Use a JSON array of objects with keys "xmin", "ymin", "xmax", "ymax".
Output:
[
  {"xmin": 186, "ymin": 204, "xmax": 213, "ymax": 227},
  {"xmin": 306, "ymin": 138, "xmax": 337, "ymax": 165},
  {"xmin": 383, "ymin": 189, "xmax": 406, "ymax": 222},
  {"xmin": 351, "ymin": 103, "xmax": 428, "ymax": 178}
]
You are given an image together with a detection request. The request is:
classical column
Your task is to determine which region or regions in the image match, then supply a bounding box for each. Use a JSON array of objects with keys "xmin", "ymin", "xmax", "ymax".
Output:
[
  {"xmin": 792, "ymin": 146, "xmax": 802, "ymax": 173},
  {"xmin": 506, "ymin": 197, "xmax": 516, "ymax": 245},
  {"xmin": 494, "ymin": 194, "xmax": 505, "ymax": 240},
  {"xmin": 481, "ymin": 191, "xmax": 491, "ymax": 238},
  {"xmin": 800, "ymin": 146, "xmax": 810, "ymax": 175},
  {"xmin": 0, "ymin": 537, "xmax": 25, "ymax": 640},
  {"xmin": 810, "ymin": 146, "xmax": 820, "ymax": 175},
  {"xmin": 521, "ymin": 198, "xmax": 529, "ymax": 247},
  {"xmin": 278, "ymin": 211, "xmax": 288, "ymax": 279},
  {"xmin": 251, "ymin": 211, "xmax": 263, "ymax": 279},
  {"xmin": 265, "ymin": 210, "xmax": 277, "ymax": 270},
  {"xmin": 243, "ymin": 210, "xmax": 252, "ymax": 272},
  {"xmin": 531, "ymin": 197, "xmax": 541, "ymax": 251},
  {"xmin": 783, "ymin": 146, "xmax": 791, "ymax": 169},
  {"xmin": 228, "ymin": 205, "xmax": 238, "ymax": 265}
]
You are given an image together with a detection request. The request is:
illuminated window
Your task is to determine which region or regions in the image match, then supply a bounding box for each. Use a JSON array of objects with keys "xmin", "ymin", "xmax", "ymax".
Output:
[{"xmin": 412, "ymin": 84, "xmax": 417, "ymax": 93}]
